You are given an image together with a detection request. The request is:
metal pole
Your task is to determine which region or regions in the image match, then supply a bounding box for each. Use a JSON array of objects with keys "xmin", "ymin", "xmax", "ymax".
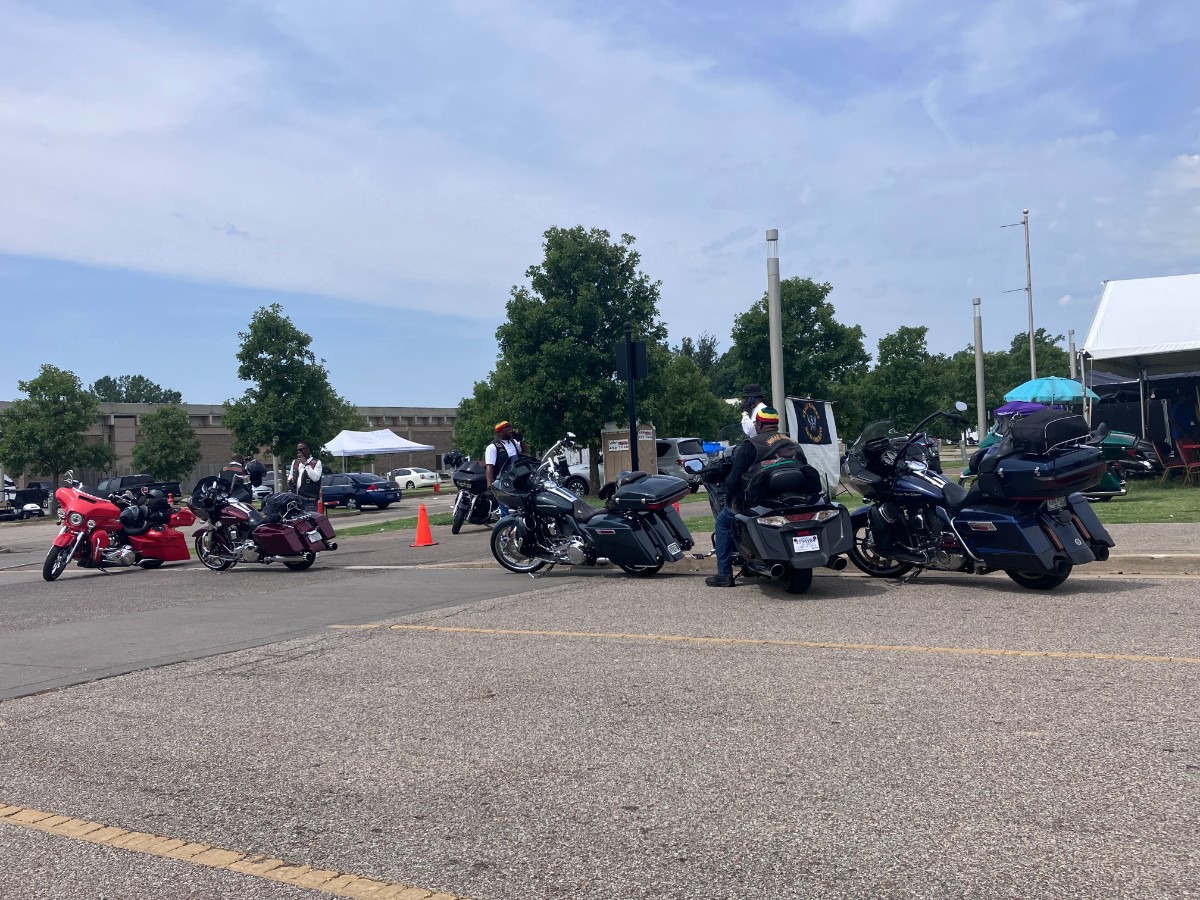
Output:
[
  {"xmin": 1068, "ymin": 329, "xmax": 1077, "ymax": 380},
  {"xmin": 973, "ymin": 298, "xmax": 987, "ymax": 445},
  {"xmin": 1023, "ymin": 210, "xmax": 1036, "ymax": 379},
  {"xmin": 766, "ymin": 229, "xmax": 786, "ymax": 433},
  {"xmin": 625, "ymin": 322, "xmax": 638, "ymax": 471}
]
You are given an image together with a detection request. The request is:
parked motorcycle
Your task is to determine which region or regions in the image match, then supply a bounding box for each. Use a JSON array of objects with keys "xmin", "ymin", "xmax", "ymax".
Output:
[
  {"xmin": 445, "ymin": 450, "xmax": 501, "ymax": 534},
  {"xmin": 187, "ymin": 462, "xmax": 338, "ymax": 572},
  {"xmin": 42, "ymin": 470, "xmax": 195, "ymax": 582},
  {"xmin": 489, "ymin": 434, "xmax": 695, "ymax": 576},
  {"xmin": 844, "ymin": 403, "xmax": 1115, "ymax": 590},
  {"xmin": 693, "ymin": 448, "xmax": 853, "ymax": 595}
]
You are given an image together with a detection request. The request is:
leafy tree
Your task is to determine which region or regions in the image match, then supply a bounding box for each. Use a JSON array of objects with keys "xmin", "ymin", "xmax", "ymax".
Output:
[
  {"xmin": 482, "ymin": 226, "xmax": 667, "ymax": 483},
  {"xmin": 641, "ymin": 347, "xmax": 739, "ymax": 440},
  {"xmin": 0, "ymin": 365, "xmax": 115, "ymax": 512},
  {"xmin": 454, "ymin": 370, "xmax": 508, "ymax": 460},
  {"xmin": 131, "ymin": 405, "xmax": 201, "ymax": 482},
  {"xmin": 223, "ymin": 304, "xmax": 360, "ymax": 462},
  {"xmin": 943, "ymin": 328, "xmax": 1073, "ymax": 427},
  {"xmin": 729, "ymin": 277, "xmax": 870, "ymax": 403},
  {"xmin": 677, "ymin": 331, "xmax": 740, "ymax": 399},
  {"xmin": 854, "ymin": 326, "xmax": 952, "ymax": 435},
  {"xmin": 90, "ymin": 374, "xmax": 182, "ymax": 404}
]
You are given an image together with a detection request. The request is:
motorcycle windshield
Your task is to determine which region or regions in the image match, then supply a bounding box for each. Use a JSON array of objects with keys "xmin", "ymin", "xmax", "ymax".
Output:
[{"xmin": 849, "ymin": 420, "xmax": 898, "ymax": 455}]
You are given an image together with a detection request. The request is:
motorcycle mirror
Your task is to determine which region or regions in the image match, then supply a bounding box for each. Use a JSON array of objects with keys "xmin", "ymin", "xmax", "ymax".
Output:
[
  {"xmin": 682, "ymin": 459, "xmax": 704, "ymax": 473},
  {"xmin": 566, "ymin": 432, "xmax": 576, "ymax": 439},
  {"xmin": 954, "ymin": 400, "xmax": 968, "ymax": 412}
]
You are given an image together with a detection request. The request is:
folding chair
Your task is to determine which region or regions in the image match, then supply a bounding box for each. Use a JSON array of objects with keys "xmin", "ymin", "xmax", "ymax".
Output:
[
  {"xmin": 1154, "ymin": 442, "xmax": 1189, "ymax": 484},
  {"xmin": 1179, "ymin": 441, "xmax": 1200, "ymax": 487}
]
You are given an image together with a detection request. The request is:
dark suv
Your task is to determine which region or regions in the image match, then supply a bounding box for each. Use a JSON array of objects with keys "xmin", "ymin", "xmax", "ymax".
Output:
[{"xmin": 319, "ymin": 473, "xmax": 403, "ymax": 510}]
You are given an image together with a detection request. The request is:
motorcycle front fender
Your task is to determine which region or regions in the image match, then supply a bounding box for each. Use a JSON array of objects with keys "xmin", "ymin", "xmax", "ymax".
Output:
[{"xmin": 52, "ymin": 527, "xmax": 81, "ymax": 549}]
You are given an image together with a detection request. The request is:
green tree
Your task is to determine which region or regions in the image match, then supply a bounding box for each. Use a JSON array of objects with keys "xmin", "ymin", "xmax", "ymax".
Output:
[
  {"xmin": 481, "ymin": 226, "xmax": 667, "ymax": 481},
  {"xmin": 729, "ymin": 277, "xmax": 870, "ymax": 402},
  {"xmin": 90, "ymin": 374, "xmax": 183, "ymax": 404},
  {"xmin": 131, "ymin": 405, "xmax": 202, "ymax": 482},
  {"xmin": 854, "ymin": 326, "xmax": 951, "ymax": 434},
  {"xmin": 454, "ymin": 371, "xmax": 508, "ymax": 460},
  {"xmin": 223, "ymin": 304, "xmax": 360, "ymax": 462},
  {"xmin": 943, "ymin": 328, "xmax": 1074, "ymax": 427},
  {"xmin": 641, "ymin": 349, "xmax": 738, "ymax": 440},
  {"xmin": 0, "ymin": 365, "xmax": 115, "ymax": 512}
]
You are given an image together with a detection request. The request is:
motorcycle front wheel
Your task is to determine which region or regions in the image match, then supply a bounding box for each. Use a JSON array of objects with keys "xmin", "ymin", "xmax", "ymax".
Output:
[
  {"xmin": 490, "ymin": 521, "xmax": 546, "ymax": 574},
  {"xmin": 195, "ymin": 530, "xmax": 237, "ymax": 572},
  {"xmin": 451, "ymin": 500, "xmax": 467, "ymax": 535},
  {"xmin": 42, "ymin": 544, "xmax": 73, "ymax": 582},
  {"xmin": 847, "ymin": 521, "xmax": 914, "ymax": 578}
]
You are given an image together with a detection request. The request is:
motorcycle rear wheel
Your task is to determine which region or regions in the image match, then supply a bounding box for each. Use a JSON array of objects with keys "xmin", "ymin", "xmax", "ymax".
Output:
[
  {"xmin": 284, "ymin": 553, "xmax": 317, "ymax": 571},
  {"xmin": 784, "ymin": 567, "xmax": 814, "ymax": 595},
  {"xmin": 490, "ymin": 521, "xmax": 546, "ymax": 574},
  {"xmin": 1005, "ymin": 566, "xmax": 1071, "ymax": 590},
  {"xmin": 195, "ymin": 530, "xmax": 236, "ymax": 572},
  {"xmin": 42, "ymin": 544, "xmax": 73, "ymax": 582},
  {"xmin": 847, "ymin": 522, "xmax": 915, "ymax": 578},
  {"xmin": 618, "ymin": 561, "xmax": 663, "ymax": 577},
  {"xmin": 451, "ymin": 503, "xmax": 467, "ymax": 534}
]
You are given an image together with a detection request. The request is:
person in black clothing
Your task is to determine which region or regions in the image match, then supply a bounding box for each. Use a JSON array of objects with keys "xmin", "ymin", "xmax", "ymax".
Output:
[{"xmin": 706, "ymin": 407, "xmax": 799, "ymax": 588}]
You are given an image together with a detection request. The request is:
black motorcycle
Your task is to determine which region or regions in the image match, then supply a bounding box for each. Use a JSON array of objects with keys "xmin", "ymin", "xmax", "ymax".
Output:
[
  {"xmin": 843, "ymin": 403, "xmax": 1116, "ymax": 590},
  {"xmin": 445, "ymin": 451, "xmax": 501, "ymax": 534},
  {"xmin": 489, "ymin": 434, "xmax": 695, "ymax": 577},
  {"xmin": 694, "ymin": 449, "xmax": 853, "ymax": 595}
]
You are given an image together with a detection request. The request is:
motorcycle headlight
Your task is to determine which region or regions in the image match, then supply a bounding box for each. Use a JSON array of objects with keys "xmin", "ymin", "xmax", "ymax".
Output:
[
  {"xmin": 68, "ymin": 511, "xmax": 84, "ymax": 527},
  {"xmin": 87, "ymin": 519, "xmax": 97, "ymax": 530}
]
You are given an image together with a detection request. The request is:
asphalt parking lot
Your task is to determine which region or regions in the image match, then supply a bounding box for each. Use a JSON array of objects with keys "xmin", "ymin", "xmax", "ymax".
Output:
[{"xmin": 0, "ymin": 514, "xmax": 1198, "ymax": 899}]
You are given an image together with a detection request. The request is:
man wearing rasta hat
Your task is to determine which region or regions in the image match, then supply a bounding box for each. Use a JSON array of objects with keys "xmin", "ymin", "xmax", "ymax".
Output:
[
  {"xmin": 740, "ymin": 384, "xmax": 768, "ymax": 438},
  {"xmin": 707, "ymin": 406, "xmax": 800, "ymax": 588},
  {"xmin": 485, "ymin": 421, "xmax": 523, "ymax": 493}
]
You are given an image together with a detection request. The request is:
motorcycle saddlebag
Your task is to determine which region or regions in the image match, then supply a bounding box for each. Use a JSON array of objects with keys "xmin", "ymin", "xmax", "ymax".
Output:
[
  {"xmin": 608, "ymin": 474, "xmax": 690, "ymax": 511},
  {"xmin": 291, "ymin": 514, "xmax": 334, "ymax": 549},
  {"xmin": 977, "ymin": 446, "xmax": 1106, "ymax": 501},
  {"xmin": 1008, "ymin": 410, "xmax": 1090, "ymax": 454},
  {"xmin": 580, "ymin": 513, "xmax": 662, "ymax": 567},
  {"xmin": 253, "ymin": 523, "xmax": 307, "ymax": 555},
  {"xmin": 953, "ymin": 502, "xmax": 1098, "ymax": 571}
]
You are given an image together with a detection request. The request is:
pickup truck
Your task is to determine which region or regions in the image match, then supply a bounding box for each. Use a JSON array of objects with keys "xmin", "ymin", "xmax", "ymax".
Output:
[{"xmin": 93, "ymin": 474, "xmax": 184, "ymax": 500}]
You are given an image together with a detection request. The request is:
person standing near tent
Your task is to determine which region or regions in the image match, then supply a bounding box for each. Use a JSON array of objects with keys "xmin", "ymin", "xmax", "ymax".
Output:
[
  {"xmin": 1170, "ymin": 395, "xmax": 1200, "ymax": 442},
  {"xmin": 287, "ymin": 441, "xmax": 324, "ymax": 511}
]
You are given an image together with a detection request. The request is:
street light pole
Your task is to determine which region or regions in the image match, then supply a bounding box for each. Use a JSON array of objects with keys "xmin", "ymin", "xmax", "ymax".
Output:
[
  {"xmin": 1002, "ymin": 209, "xmax": 1036, "ymax": 379},
  {"xmin": 766, "ymin": 229, "xmax": 786, "ymax": 433}
]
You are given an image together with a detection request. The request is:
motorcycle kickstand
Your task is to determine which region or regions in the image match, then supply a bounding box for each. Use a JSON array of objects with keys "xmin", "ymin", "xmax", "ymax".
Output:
[
  {"xmin": 895, "ymin": 566, "xmax": 926, "ymax": 584},
  {"xmin": 530, "ymin": 564, "xmax": 556, "ymax": 579}
]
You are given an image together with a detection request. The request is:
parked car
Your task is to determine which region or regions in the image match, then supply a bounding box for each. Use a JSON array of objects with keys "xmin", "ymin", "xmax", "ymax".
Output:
[
  {"xmin": 565, "ymin": 463, "xmax": 597, "ymax": 496},
  {"xmin": 94, "ymin": 474, "xmax": 184, "ymax": 500},
  {"xmin": 389, "ymin": 466, "xmax": 439, "ymax": 490},
  {"xmin": 656, "ymin": 437, "xmax": 707, "ymax": 492},
  {"xmin": 319, "ymin": 473, "xmax": 403, "ymax": 510}
]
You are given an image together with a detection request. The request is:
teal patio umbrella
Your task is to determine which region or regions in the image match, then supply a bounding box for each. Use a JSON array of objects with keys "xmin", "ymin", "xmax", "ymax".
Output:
[{"xmin": 1004, "ymin": 376, "xmax": 1099, "ymax": 404}]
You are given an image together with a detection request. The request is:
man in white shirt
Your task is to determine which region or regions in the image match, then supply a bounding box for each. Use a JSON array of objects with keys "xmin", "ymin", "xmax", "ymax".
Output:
[
  {"xmin": 739, "ymin": 384, "xmax": 768, "ymax": 438},
  {"xmin": 287, "ymin": 441, "xmax": 324, "ymax": 512}
]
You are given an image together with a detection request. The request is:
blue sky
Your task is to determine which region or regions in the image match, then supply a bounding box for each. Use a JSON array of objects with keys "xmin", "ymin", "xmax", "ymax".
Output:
[{"xmin": 2, "ymin": 0, "xmax": 1198, "ymax": 408}]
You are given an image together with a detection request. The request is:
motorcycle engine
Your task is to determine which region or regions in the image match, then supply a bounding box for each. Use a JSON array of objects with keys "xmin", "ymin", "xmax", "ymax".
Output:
[
  {"xmin": 100, "ymin": 544, "xmax": 137, "ymax": 566},
  {"xmin": 236, "ymin": 540, "xmax": 261, "ymax": 562}
]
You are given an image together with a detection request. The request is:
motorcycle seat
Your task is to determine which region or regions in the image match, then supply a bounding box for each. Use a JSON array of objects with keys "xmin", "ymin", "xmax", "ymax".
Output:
[
  {"xmin": 941, "ymin": 479, "xmax": 971, "ymax": 513},
  {"xmin": 571, "ymin": 499, "xmax": 607, "ymax": 523}
]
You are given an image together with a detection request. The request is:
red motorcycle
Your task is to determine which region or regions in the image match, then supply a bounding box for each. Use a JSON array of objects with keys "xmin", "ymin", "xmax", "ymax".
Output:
[
  {"xmin": 43, "ymin": 471, "xmax": 195, "ymax": 582},
  {"xmin": 187, "ymin": 463, "xmax": 337, "ymax": 572}
]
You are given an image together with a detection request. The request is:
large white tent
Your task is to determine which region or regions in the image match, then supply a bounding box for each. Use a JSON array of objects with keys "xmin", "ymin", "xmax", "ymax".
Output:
[
  {"xmin": 1082, "ymin": 273, "xmax": 1200, "ymax": 378},
  {"xmin": 322, "ymin": 429, "xmax": 434, "ymax": 457}
]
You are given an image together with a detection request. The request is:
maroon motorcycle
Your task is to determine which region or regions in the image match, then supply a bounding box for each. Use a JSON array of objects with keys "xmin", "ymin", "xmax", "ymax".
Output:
[{"xmin": 187, "ymin": 462, "xmax": 337, "ymax": 572}]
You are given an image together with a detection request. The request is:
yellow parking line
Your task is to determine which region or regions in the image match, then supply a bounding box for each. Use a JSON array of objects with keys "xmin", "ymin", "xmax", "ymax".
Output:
[
  {"xmin": 0, "ymin": 804, "xmax": 463, "ymax": 899},
  {"xmin": 386, "ymin": 624, "xmax": 1200, "ymax": 666}
]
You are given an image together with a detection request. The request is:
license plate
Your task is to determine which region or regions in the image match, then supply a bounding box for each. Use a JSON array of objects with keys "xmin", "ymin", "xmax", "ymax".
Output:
[
  {"xmin": 1047, "ymin": 496, "xmax": 1066, "ymax": 511},
  {"xmin": 792, "ymin": 534, "xmax": 820, "ymax": 553},
  {"xmin": 667, "ymin": 542, "xmax": 680, "ymax": 555}
]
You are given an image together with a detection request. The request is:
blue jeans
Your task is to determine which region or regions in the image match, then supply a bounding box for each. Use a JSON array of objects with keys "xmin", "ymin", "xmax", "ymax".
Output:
[{"xmin": 714, "ymin": 505, "xmax": 736, "ymax": 577}]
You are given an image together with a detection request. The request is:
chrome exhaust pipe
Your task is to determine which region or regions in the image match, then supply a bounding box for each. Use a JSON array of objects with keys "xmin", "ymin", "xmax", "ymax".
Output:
[
  {"xmin": 826, "ymin": 556, "xmax": 847, "ymax": 571},
  {"xmin": 327, "ymin": 542, "xmax": 337, "ymax": 551},
  {"xmin": 769, "ymin": 564, "xmax": 784, "ymax": 578}
]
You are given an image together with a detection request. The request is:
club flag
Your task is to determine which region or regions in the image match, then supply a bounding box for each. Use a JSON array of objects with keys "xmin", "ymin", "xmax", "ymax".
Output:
[{"xmin": 792, "ymin": 398, "xmax": 833, "ymax": 445}]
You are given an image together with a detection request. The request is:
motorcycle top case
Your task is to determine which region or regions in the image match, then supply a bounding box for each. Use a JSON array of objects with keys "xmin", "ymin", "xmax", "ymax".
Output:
[
  {"xmin": 607, "ymin": 474, "xmax": 690, "ymax": 511},
  {"xmin": 1007, "ymin": 409, "xmax": 1090, "ymax": 454},
  {"xmin": 975, "ymin": 446, "xmax": 1106, "ymax": 501}
]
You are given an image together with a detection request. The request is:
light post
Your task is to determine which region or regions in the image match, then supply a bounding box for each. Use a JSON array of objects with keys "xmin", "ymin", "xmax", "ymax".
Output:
[
  {"xmin": 766, "ymin": 229, "xmax": 786, "ymax": 432},
  {"xmin": 1002, "ymin": 209, "xmax": 1036, "ymax": 379}
]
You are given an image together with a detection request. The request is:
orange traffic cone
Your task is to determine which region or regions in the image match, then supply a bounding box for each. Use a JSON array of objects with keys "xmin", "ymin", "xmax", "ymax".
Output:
[{"xmin": 410, "ymin": 502, "xmax": 438, "ymax": 547}]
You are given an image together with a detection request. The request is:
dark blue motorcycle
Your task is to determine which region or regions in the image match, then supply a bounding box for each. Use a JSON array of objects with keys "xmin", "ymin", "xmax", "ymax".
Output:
[{"xmin": 843, "ymin": 403, "xmax": 1116, "ymax": 590}]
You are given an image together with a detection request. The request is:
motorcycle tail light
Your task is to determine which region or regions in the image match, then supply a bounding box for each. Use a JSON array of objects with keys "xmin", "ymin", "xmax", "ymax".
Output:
[
  {"xmin": 68, "ymin": 511, "xmax": 84, "ymax": 526},
  {"xmin": 758, "ymin": 510, "xmax": 840, "ymax": 527}
]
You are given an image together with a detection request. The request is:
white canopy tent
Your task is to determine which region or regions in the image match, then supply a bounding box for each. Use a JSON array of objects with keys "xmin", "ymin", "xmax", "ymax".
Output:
[
  {"xmin": 322, "ymin": 429, "xmax": 434, "ymax": 471},
  {"xmin": 1081, "ymin": 274, "xmax": 1200, "ymax": 435}
]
